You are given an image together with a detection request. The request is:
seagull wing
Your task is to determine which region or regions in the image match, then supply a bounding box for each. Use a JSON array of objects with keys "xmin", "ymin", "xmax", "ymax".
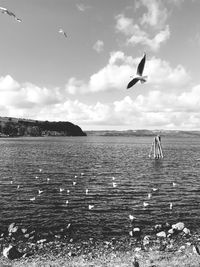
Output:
[
  {"xmin": 127, "ymin": 77, "xmax": 140, "ymax": 89},
  {"xmin": 0, "ymin": 6, "xmax": 7, "ymax": 12},
  {"xmin": 137, "ymin": 53, "xmax": 146, "ymax": 76}
]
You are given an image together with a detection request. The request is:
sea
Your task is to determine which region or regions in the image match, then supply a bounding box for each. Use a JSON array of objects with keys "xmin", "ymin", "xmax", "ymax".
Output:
[{"xmin": 0, "ymin": 136, "xmax": 200, "ymax": 241}]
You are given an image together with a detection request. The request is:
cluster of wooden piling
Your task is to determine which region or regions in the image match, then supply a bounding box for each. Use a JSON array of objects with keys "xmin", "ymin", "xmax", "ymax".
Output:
[{"xmin": 149, "ymin": 135, "xmax": 164, "ymax": 159}]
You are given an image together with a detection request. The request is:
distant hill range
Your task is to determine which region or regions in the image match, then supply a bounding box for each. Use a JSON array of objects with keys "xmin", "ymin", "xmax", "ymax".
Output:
[
  {"xmin": 0, "ymin": 116, "xmax": 86, "ymax": 137},
  {"xmin": 86, "ymin": 129, "xmax": 200, "ymax": 137}
]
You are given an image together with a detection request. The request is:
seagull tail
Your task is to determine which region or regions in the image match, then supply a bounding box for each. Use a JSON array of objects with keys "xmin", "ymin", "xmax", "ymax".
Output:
[{"xmin": 140, "ymin": 75, "xmax": 148, "ymax": 84}]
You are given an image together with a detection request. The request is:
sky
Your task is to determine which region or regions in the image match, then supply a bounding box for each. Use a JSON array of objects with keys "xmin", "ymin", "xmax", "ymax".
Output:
[{"xmin": 0, "ymin": 0, "xmax": 200, "ymax": 131}]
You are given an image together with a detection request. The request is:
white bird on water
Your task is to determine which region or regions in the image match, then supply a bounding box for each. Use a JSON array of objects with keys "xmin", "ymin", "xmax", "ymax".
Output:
[
  {"xmin": 86, "ymin": 189, "xmax": 89, "ymax": 195},
  {"xmin": 147, "ymin": 193, "xmax": 152, "ymax": 199},
  {"xmin": 73, "ymin": 181, "xmax": 76, "ymax": 186},
  {"xmin": 129, "ymin": 215, "xmax": 136, "ymax": 221},
  {"xmin": 112, "ymin": 182, "xmax": 117, "ymax": 188},
  {"xmin": 59, "ymin": 28, "xmax": 67, "ymax": 38},
  {"xmin": 38, "ymin": 190, "xmax": 43, "ymax": 195},
  {"xmin": 30, "ymin": 197, "xmax": 35, "ymax": 201},
  {"xmin": 60, "ymin": 188, "xmax": 64, "ymax": 193},
  {"xmin": 0, "ymin": 7, "xmax": 22, "ymax": 22},
  {"xmin": 170, "ymin": 202, "xmax": 173, "ymax": 210},
  {"xmin": 89, "ymin": 204, "xmax": 94, "ymax": 210},
  {"xmin": 172, "ymin": 182, "xmax": 177, "ymax": 187},
  {"xmin": 143, "ymin": 201, "xmax": 149, "ymax": 208},
  {"xmin": 152, "ymin": 187, "xmax": 158, "ymax": 192},
  {"xmin": 127, "ymin": 53, "xmax": 147, "ymax": 89}
]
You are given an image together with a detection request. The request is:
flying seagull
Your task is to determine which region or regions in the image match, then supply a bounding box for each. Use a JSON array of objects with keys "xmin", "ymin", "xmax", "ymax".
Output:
[
  {"xmin": 59, "ymin": 28, "xmax": 67, "ymax": 38},
  {"xmin": 127, "ymin": 53, "xmax": 147, "ymax": 89},
  {"xmin": 0, "ymin": 7, "xmax": 22, "ymax": 22}
]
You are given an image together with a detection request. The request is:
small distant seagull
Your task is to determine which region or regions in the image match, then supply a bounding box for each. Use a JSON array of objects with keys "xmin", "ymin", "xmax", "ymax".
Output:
[
  {"xmin": 169, "ymin": 202, "xmax": 173, "ymax": 210},
  {"xmin": 30, "ymin": 197, "xmax": 35, "ymax": 201},
  {"xmin": 172, "ymin": 182, "xmax": 177, "ymax": 187},
  {"xmin": 59, "ymin": 28, "xmax": 67, "ymax": 38},
  {"xmin": 73, "ymin": 181, "xmax": 76, "ymax": 186},
  {"xmin": 127, "ymin": 53, "xmax": 147, "ymax": 89},
  {"xmin": 60, "ymin": 188, "xmax": 64, "ymax": 193},
  {"xmin": 47, "ymin": 178, "xmax": 50, "ymax": 182},
  {"xmin": 0, "ymin": 7, "xmax": 22, "ymax": 22},
  {"xmin": 65, "ymin": 200, "xmax": 69, "ymax": 205},
  {"xmin": 112, "ymin": 176, "xmax": 115, "ymax": 180},
  {"xmin": 81, "ymin": 172, "xmax": 84, "ymax": 176},
  {"xmin": 74, "ymin": 175, "xmax": 77, "ymax": 178},
  {"xmin": 39, "ymin": 168, "xmax": 42, "ymax": 172},
  {"xmin": 35, "ymin": 176, "xmax": 39, "ymax": 179},
  {"xmin": 89, "ymin": 204, "xmax": 94, "ymax": 210},
  {"xmin": 10, "ymin": 181, "xmax": 13, "ymax": 184},
  {"xmin": 17, "ymin": 185, "xmax": 20, "ymax": 190},
  {"xmin": 67, "ymin": 223, "xmax": 71, "ymax": 229},
  {"xmin": 67, "ymin": 189, "xmax": 70, "ymax": 194},
  {"xmin": 86, "ymin": 189, "xmax": 89, "ymax": 195}
]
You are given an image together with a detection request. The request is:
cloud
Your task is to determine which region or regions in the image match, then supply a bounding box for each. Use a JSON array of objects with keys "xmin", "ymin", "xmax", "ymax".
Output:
[
  {"xmin": 127, "ymin": 24, "xmax": 170, "ymax": 51},
  {"xmin": 65, "ymin": 51, "xmax": 190, "ymax": 94},
  {"xmin": 93, "ymin": 40, "xmax": 104, "ymax": 53},
  {"xmin": 139, "ymin": 0, "xmax": 168, "ymax": 29},
  {"xmin": 0, "ymin": 74, "xmax": 199, "ymax": 130},
  {"xmin": 76, "ymin": 3, "xmax": 90, "ymax": 12},
  {"xmin": 115, "ymin": 14, "xmax": 170, "ymax": 51}
]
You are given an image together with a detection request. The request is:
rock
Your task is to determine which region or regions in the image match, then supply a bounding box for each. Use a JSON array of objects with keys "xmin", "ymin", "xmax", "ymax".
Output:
[
  {"xmin": 172, "ymin": 222, "xmax": 184, "ymax": 231},
  {"xmin": 168, "ymin": 228, "xmax": 174, "ymax": 234},
  {"xmin": 3, "ymin": 245, "xmax": 25, "ymax": 260},
  {"xmin": 156, "ymin": 231, "xmax": 166, "ymax": 238},
  {"xmin": 183, "ymin": 227, "xmax": 190, "ymax": 235}
]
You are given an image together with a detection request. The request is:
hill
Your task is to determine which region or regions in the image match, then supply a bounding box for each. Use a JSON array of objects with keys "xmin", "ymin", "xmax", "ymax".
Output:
[
  {"xmin": 86, "ymin": 129, "xmax": 200, "ymax": 137},
  {"xmin": 0, "ymin": 116, "xmax": 86, "ymax": 137}
]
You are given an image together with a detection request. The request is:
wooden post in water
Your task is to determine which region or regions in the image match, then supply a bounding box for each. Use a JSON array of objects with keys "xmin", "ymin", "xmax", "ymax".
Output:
[{"xmin": 149, "ymin": 135, "xmax": 164, "ymax": 159}]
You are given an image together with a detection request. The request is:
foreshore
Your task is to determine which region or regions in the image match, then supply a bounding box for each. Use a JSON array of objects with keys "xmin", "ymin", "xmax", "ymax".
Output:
[{"xmin": 1, "ymin": 221, "xmax": 200, "ymax": 267}]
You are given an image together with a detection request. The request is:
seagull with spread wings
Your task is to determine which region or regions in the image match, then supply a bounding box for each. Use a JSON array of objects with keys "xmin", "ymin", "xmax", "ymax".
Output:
[
  {"xmin": 127, "ymin": 53, "xmax": 147, "ymax": 89},
  {"xmin": 59, "ymin": 28, "xmax": 67, "ymax": 38},
  {"xmin": 0, "ymin": 6, "xmax": 22, "ymax": 22}
]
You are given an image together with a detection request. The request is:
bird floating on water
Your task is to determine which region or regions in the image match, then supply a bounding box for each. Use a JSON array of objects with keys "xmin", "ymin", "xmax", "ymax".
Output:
[
  {"xmin": 73, "ymin": 181, "xmax": 76, "ymax": 186},
  {"xmin": 143, "ymin": 201, "xmax": 149, "ymax": 208},
  {"xmin": 30, "ymin": 197, "xmax": 35, "ymax": 201},
  {"xmin": 172, "ymin": 182, "xmax": 177, "ymax": 187},
  {"xmin": 89, "ymin": 204, "xmax": 94, "ymax": 210},
  {"xmin": 129, "ymin": 215, "xmax": 136, "ymax": 221},
  {"xmin": 59, "ymin": 28, "xmax": 67, "ymax": 38},
  {"xmin": 169, "ymin": 202, "xmax": 173, "ymax": 210},
  {"xmin": 112, "ymin": 182, "xmax": 117, "ymax": 188},
  {"xmin": 127, "ymin": 53, "xmax": 147, "ymax": 89},
  {"xmin": 38, "ymin": 190, "xmax": 43, "ymax": 195},
  {"xmin": 0, "ymin": 7, "xmax": 22, "ymax": 22},
  {"xmin": 60, "ymin": 188, "xmax": 64, "ymax": 193},
  {"xmin": 152, "ymin": 187, "xmax": 158, "ymax": 192},
  {"xmin": 147, "ymin": 193, "xmax": 152, "ymax": 199},
  {"xmin": 86, "ymin": 189, "xmax": 89, "ymax": 195}
]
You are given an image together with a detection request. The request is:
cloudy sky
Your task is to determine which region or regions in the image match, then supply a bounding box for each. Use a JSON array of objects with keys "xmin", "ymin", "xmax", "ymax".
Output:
[{"xmin": 0, "ymin": 0, "xmax": 200, "ymax": 130}]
